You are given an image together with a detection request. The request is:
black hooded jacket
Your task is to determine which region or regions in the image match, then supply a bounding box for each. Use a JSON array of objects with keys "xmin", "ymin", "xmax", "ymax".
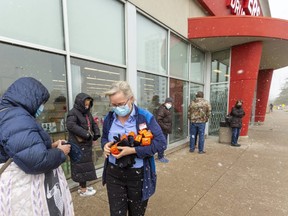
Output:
[
  {"xmin": 230, "ymin": 101, "xmax": 245, "ymax": 128},
  {"xmin": 66, "ymin": 93, "xmax": 100, "ymax": 182}
]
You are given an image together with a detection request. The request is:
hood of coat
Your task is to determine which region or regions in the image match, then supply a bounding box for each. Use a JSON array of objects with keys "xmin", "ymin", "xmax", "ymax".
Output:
[
  {"xmin": 0, "ymin": 77, "xmax": 50, "ymax": 115},
  {"xmin": 73, "ymin": 93, "xmax": 93, "ymax": 113}
]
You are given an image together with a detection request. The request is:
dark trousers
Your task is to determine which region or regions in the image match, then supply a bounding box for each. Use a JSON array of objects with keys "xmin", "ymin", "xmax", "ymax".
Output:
[
  {"xmin": 158, "ymin": 133, "xmax": 168, "ymax": 159},
  {"xmin": 106, "ymin": 163, "xmax": 148, "ymax": 216}
]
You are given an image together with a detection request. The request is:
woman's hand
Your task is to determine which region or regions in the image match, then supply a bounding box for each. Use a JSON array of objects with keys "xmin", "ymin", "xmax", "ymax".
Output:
[
  {"xmin": 103, "ymin": 142, "xmax": 114, "ymax": 158},
  {"xmin": 112, "ymin": 146, "xmax": 136, "ymax": 159},
  {"xmin": 52, "ymin": 139, "xmax": 66, "ymax": 148},
  {"xmin": 57, "ymin": 141, "xmax": 71, "ymax": 156}
]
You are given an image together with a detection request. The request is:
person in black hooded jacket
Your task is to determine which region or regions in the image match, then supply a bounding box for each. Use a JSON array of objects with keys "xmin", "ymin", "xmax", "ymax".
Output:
[
  {"xmin": 230, "ymin": 100, "xmax": 245, "ymax": 147},
  {"xmin": 66, "ymin": 93, "xmax": 101, "ymax": 197}
]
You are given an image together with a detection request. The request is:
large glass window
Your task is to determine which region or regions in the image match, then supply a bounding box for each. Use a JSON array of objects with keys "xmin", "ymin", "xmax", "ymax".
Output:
[
  {"xmin": 68, "ymin": 0, "xmax": 125, "ymax": 65},
  {"xmin": 190, "ymin": 83, "xmax": 204, "ymax": 101},
  {"xmin": 169, "ymin": 78, "xmax": 189, "ymax": 143},
  {"xmin": 211, "ymin": 50, "xmax": 230, "ymax": 83},
  {"xmin": 190, "ymin": 47, "xmax": 205, "ymax": 83},
  {"xmin": 209, "ymin": 49, "xmax": 230, "ymax": 135},
  {"xmin": 137, "ymin": 14, "xmax": 168, "ymax": 74},
  {"xmin": 70, "ymin": 58, "xmax": 125, "ymax": 168},
  {"xmin": 0, "ymin": 42, "xmax": 67, "ymax": 142},
  {"xmin": 137, "ymin": 72, "xmax": 167, "ymax": 113},
  {"xmin": 0, "ymin": 0, "xmax": 64, "ymax": 49},
  {"xmin": 169, "ymin": 34, "xmax": 189, "ymax": 79}
]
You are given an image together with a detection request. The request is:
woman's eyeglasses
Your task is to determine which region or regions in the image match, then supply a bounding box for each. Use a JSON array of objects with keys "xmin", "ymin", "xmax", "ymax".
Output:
[{"xmin": 110, "ymin": 98, "xmax": 130, "ymax": 109}]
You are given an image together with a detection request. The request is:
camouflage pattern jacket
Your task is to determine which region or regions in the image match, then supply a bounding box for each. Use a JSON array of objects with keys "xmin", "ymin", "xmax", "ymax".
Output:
[{"xmin": 188, "ymin": 98, "xmax": 211, "ymax": 123}]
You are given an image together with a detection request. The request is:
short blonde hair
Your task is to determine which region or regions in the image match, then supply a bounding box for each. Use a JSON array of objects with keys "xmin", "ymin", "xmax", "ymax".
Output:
[{"xmin": 104, "ymin": 81, "xmax": 134, "ymax": 99}]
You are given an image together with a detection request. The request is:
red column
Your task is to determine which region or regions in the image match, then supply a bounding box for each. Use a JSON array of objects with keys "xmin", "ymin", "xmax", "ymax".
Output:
[
  {"xmin": 255, "ymin": 69, "xmax": 274, "ymax": 122},
  {"xmin": 229, "ymin": 41, "xmax": 263, "ymax": 136}
]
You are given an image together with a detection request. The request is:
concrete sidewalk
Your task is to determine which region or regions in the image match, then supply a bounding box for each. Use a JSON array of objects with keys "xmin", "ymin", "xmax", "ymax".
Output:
[{"xmin": 72, "ymin": 110, "xmax": 288, "ymax": 216}]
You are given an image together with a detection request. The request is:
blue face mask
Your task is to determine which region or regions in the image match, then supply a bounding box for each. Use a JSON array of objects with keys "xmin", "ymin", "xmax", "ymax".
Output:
[
  {"xmin": 113, "ymin": 104, "xmax": 131, "ymax": 117},
  {"xmin": 35, "ymin": 104, "xmax": 44, "ymax": 118}
]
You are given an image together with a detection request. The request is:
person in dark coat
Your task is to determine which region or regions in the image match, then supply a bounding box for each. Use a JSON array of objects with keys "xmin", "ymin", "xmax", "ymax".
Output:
[
  {"xmin": 230, "ymin": 100, "xmax": 245, "ymax": 147},
  {"xmin": 66, "ymin": 93, "xmax": 101, "ymax": 197},
  {"xmin": 156, "ymin": 97, "xmax": 173, "ymax": 163}
]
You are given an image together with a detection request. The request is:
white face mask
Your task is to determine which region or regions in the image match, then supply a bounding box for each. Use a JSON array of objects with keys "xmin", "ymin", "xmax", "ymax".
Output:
[
  {"xmin": 165, "ymin": 103, "xmax": 172, "ymax": 109},
  {"xmin": 35, "ymin": 104, "xmax": 44, "ymax": 118}
]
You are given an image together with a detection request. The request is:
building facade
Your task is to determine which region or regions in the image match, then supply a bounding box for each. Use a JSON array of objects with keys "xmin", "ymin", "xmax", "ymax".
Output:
[{"xmin": 0, "ymin": 0, "xmax": 287, "ymax": 179}]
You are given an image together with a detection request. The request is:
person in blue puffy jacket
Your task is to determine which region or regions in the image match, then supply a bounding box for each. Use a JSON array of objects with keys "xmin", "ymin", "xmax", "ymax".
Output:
[
  {"xmin": 0, "ymin": 77, "xmax": 71, "ymax": 172},
  {"xmin": 0, "ymin": 77, "xmax": 73, "ymax": 215}
]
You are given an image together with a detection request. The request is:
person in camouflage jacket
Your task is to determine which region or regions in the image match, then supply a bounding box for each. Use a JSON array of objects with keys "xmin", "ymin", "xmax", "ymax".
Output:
[{"xmin": 188, "ymin": 91, "xmax": 211, "ymax": 154}]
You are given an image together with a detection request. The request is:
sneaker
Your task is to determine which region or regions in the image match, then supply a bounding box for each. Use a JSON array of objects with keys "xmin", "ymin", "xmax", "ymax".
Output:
[
  {"xmin": 189, "ymin": 149, "xmax": 194, "ymax": 153},
  {"xmin": 158, "ymin": 157, "xmax": 169, "ymax": 163},
  {"xmin": 198, "ymin": 151, "xmax": 206, "ymax": 154},
  {"xmin": 79, "ymin": 189, "xmax": 96, "ymax": 197},
  {"xmin": 78, "ymin": 186, "xmax": 94, "ymax": 194},
  {"xmin": 231, "ymin": 143, "xmax": 241, "ymax": 147}
]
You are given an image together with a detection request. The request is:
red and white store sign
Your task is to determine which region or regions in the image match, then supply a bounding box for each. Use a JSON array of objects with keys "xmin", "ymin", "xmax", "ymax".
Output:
[{"xmin": 226, "ymin": 0, "xmax": 261, "ymax": 16}]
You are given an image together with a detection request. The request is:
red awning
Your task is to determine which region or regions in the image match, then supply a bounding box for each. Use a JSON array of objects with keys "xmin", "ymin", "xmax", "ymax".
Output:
[{"xmin": 188, "ymin": 16, "xmax": 288, "ymax": 70}]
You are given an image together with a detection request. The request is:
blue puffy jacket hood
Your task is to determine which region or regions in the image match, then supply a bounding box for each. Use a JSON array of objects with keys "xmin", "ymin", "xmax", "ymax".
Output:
[
  {"xmin": 0, "ymin": 77, "xmax": 50, "ymax": 116},
  {"xmin": 0, "ymin": 77, "xmax": 66, "ymax": 174}
]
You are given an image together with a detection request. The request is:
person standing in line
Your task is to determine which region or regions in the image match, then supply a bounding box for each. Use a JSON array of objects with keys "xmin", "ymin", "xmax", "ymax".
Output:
[
  {"xmin": 0, "ymin": 77, "xmax": 73, "ymax": 215},
  {"xmin": 269, "ymin": 103, "xmax": 273, "ymax": 113},
  {"xmin": 155, "ymin": 97, "xmax": 173, "ymax": 163},
  {"xmin": 66, "ymin": 93, "xmax": 101, "ymax": 197},
  {"xmin": 229, "ymin": 100, "xmax": 245, "ymax": 147},
  {"xmin": 101, "ymin": 81, "xmax": 166, "ymax": 216},
  {"xmin": 188, "ymin": 91, "xmax": 211, "ymax": 154}
]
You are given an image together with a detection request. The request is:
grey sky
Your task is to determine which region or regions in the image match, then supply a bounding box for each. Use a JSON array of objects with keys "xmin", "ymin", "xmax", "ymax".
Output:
[{"xmin": 268, "ymin": 0, "xmax": 288, "ymax": 100}]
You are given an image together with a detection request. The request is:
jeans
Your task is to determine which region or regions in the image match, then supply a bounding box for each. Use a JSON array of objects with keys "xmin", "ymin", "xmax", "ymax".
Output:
[
  {"xmin": 231, "ymin": 127, "xmax": 241, "ymax": 144},
  {"xmin": 189, "ymin": 122, "xmax": 206, "ymax": 152},
  {"xmin": 106, "ymin": 163, "xmax": 148, "ymax": 216},
  {"xmin": 158, "ymin": 133, "xmax": 168, "ymax": 159}
]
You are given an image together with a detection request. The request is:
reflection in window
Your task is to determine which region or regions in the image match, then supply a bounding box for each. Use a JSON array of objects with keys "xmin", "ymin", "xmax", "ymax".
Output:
[
  {"xmin": 0, "ymin": 43, "xmax": 67, "ymax": 136},
  {"xmin": 70, "ymin": 58, "xmax": 125, "ymax": 169},
  {"xmin": 211, "ymin": 50, "xmax": 230, "ymax": 83},
  {"xmin": 68, "ymin": 0, "xmax": 125, "ymax": 65},
  {"xmin": 209, "ymin": 49, "xmax": 230, "ymax": 135},
  {"xmin": 0, "ymin": 0, "xmax": 64, "ymax": 49},
  {"xmin": 137, "ymin": 14, "xmax": 168, "ymax": 74},
  {"xmin": 169, "ymin": 78, "xmax": 188, "ymax": 143},
  {"xmin": 137, "ymin": 72, "xmax": 167, "ymax": 114},
  {"xmin": 190, "ymin": 47, "xmax": 205, "ymax": 83},
  {"xmin": 170, "ymin": 34, "xmax": 189, "ymax": 79},
  {"xmin": 190, "ymin": 83, "xmax": 204, "ymax": 101}
]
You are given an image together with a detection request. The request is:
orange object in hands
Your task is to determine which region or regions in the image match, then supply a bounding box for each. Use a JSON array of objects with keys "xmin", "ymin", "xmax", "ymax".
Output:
[
  {"xmin": 128, "ymin": 131, "xmax": 136, "ymax": 138},
  {"xmin": 121, "ymin": 134, "xmax": 127, "ymax": 140},
  {"xmin": 110, "ymin": 144, "xmax": 120, "ymax": 155},
  {"xmin": 138, "ymin": 129, "xmax": 147, "ymax": 135},
  {"xmin": 141, "ymin": 137, "xmax": 151, "ymax": 146},
  {"xmin": 143, "ymin": 130, "xmax": 153, "ymax": 139}
]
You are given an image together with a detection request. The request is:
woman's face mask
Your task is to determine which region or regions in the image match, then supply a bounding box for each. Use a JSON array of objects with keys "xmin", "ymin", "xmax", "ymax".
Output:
[
  {"xmin": 113, "ymin": 104, "xmax": 131, "ymax": 117},
  {"xmin": 35, "ymin": 104, "xmax": 44, "ymax": 118},
  {"xmin": 165, "ymin": 103, "xmax": 172, "ymax": 109}
]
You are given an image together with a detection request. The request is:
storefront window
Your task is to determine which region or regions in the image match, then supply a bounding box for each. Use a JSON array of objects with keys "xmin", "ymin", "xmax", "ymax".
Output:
[
  {"xmin": 209, "ymin": 49, "xmax": 230, "ymax": 135},
  {"xmin": 169, "ymin": 78, "xmax": 188, "ymax": 143},
  {"xmin": 137, "ymin": 14, "xmax": 168, "ymax": 74},
  {"xmin": 190, "ymin": 83, "xmax": 204, "ymax": 101},
  {"xmin": 137, "ymin": 72, "xmax": 167, "ymax": 113},
  {"xmin": 0, "ymin": 42, "xmax": 67, "ymax": 144},
  {"xmin": 68, "ymin": 0, "xmax": 125, "ymax": 65},
  {"xmin": 70, "ymin": 58, "xmax": 125, "ymax": 169},
  {"xmin": 0, "ymin": 0, "xmax": 64, "ymax": 49},
  {"xmin": 170, "ymin": 34, "xmax": 189, "ymax": 79},
  {"xmin": 190, "ymin": 47, "xmax": 205, "ymax": 83}
]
